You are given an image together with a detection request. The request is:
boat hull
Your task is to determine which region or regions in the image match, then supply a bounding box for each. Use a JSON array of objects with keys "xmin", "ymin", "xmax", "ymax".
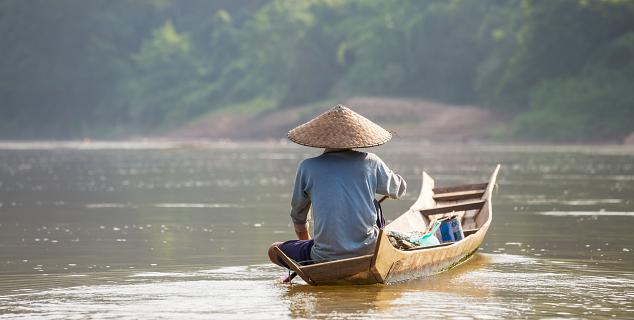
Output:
[{"xmin": 373, "ymin": 224, "xmax": 489, "ymax": 284}]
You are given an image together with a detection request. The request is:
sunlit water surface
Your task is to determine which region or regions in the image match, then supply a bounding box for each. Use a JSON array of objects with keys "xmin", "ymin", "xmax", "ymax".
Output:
[{"xmin": 0, "ymin": 141, "xmax": 632, "ymax": 319}]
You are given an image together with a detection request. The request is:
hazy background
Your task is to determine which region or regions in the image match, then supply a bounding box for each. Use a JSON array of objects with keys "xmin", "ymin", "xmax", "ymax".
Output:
[
  {"xmin": 1, "ymin": 0, "xmax": 633, "ymax": 142},
  {"xmin": 1, "ymin": 2, "xmax": 634, "ymax": 317}
]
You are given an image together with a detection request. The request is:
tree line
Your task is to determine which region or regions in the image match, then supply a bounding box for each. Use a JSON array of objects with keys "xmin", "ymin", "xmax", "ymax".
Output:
[{"xmin": 1, "ymin": 0, "xmax": 633, "ymax": 141}]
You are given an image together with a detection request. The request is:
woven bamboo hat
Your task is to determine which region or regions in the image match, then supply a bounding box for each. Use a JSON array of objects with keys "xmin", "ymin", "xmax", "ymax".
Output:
[{"xmin": 288, "ymin": 104, "xmax": 392, "ymax": 148}]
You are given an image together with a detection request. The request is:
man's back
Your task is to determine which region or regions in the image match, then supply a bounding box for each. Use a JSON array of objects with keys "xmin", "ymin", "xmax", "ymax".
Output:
[{"xmin": 290, "ymin": 150, "xmax": 406, "ymax": 261}]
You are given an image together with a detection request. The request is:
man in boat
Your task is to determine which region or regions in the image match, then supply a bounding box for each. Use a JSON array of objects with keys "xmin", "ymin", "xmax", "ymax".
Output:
[{"xmin": 268, "ymin": 104, "xmax": 407, "ymax": 269}]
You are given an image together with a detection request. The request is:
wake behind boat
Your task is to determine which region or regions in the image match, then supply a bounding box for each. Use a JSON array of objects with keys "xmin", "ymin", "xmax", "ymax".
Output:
[{"xmin": 275, "ymin": 164, "xmax": 501, "ymax": 285}]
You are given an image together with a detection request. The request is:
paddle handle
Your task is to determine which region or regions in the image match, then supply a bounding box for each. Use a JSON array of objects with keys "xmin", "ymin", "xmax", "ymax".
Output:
[{"xmin": 378, "ymin": 195, "xmax": 389, "ymax": 204}]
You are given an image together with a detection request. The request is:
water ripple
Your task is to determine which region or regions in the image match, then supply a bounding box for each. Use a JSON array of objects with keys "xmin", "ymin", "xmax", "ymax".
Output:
[
  {"xmin": 537, "ymin": 211, "xmax": 634, "ymax": 217},
  {"xmin": 0, "ymin": 255, "xmax": 631, "ymax": 319}
]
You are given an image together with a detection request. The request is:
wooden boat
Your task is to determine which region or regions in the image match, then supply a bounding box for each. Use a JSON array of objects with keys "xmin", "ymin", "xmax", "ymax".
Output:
[{"xmin": 275, "ymin": 164, "xmax": 500, "ymax": 285}]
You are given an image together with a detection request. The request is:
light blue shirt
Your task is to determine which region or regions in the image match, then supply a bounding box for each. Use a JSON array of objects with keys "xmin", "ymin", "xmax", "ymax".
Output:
[{"xmin": 290, "ymin": 150, "xmax": 407, "ymax": 262}]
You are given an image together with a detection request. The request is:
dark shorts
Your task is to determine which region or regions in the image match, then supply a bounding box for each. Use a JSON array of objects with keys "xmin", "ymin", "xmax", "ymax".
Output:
[
  {"xmin": 277, "ymin": 239, "xmax": 314, "ymax": 268},
  {"xmin": 277, "ymin": 199, "xmax": 385, "ymax": 269}
]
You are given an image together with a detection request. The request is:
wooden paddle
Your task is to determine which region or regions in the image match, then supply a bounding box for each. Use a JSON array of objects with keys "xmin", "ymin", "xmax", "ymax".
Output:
[
  {"xmin": 280, "ymin": 272, "xmax": 297, "ymax": 283},
  {"xmin": 279, "ymin": 195, "xmax": 390, "ymax": 284}
]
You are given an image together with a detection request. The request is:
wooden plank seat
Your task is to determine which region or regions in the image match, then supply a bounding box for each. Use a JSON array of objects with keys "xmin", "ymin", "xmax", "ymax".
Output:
[
  {"xmin": 419, "ymin": 199, "xmax": 485, "ymax": 216},
  {"xmin": 433, "ymin": 182, "xmax": 488, "ymax": 194},
  {"xmin": 433, "ymin": 189, "xmax": 485, "ymax": 201}
]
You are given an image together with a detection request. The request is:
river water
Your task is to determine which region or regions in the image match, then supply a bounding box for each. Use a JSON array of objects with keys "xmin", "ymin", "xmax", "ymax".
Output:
[{"xmin": 0, "ymin": 141, "xmax": 632, "ymax": 319}]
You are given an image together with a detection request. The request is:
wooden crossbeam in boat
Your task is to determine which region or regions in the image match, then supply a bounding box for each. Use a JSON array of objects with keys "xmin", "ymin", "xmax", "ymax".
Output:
[
  {"xmin": 433, "ymin": 182, "xmax": 488, "ymax": 194},
  {"xmin": 405, "ymin": 241, "xmax": 455, "ymax": 251},
  {"xmin": 433, "ymin": 189, "xmax": 485, "ymax": 201},
  {"xmin": 419, "ymin": 199, "xmax": 485, "ymax": 216}
]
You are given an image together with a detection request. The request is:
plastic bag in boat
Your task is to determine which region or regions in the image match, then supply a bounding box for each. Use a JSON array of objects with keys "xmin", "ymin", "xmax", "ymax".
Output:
[{"xmin": 387, "ymin": 220, "xmax": 441, "ymax": 248}]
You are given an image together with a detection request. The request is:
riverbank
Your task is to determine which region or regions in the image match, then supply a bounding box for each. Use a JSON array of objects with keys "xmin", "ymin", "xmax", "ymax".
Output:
[{"xmin": 166, "ymin": 97, "xmax": 508, "ymax": 143}]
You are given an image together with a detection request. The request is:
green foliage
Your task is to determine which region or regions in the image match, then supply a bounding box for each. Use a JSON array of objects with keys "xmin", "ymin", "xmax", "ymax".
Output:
[
  {"xmin": 0, "ymin": 0, "xmax": 633, "ymax": 141},
  {"xmin": 479, "ymin": 0, "xmax": 634, "ymax": 112},
  {"xmin": 125, "ymin": 21, "xmax": 204, "ymax": 130},
  {"xmin": 338, "ymin": 0, "xmax": 496, "ymax": 103},
  {"xmin": 514, "ymin": 31, "xmax": 634, "ymax": 141}
]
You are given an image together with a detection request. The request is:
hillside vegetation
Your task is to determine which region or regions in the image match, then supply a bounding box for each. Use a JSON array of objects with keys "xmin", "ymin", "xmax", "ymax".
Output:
[
  {"xmin": 168, "ymin": 97, "xmax": 500, "ymax": 142},
  {"xmin": 1, "ymin": 0, "xmax": 633, "ymax": 142}
]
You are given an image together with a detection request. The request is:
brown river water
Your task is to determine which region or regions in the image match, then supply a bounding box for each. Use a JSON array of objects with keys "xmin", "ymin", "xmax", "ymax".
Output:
[{"xmin": 0, "ymin": 141, "xmax": 632, "ymax": 319}]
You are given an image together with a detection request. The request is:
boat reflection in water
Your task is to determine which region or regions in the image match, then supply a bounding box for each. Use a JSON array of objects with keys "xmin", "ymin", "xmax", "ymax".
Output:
[{"xmin": 283, "ymin": 254, "xmax": 494, "ymax": 319}]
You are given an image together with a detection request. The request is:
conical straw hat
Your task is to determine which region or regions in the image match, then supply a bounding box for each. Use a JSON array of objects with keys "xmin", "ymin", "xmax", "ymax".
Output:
[{"xmin": 288, "ymin": 104, "xmax": 392, "ymax": 148}]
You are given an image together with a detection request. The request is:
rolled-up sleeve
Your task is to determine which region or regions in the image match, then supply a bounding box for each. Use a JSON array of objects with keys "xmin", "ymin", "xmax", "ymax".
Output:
[
  {"xmin": 376, "ymin": 157, "xmax": 406, "ymax": 199},
  {"xmin": 290, "ymin": 163, "xmax": 311, "ymax": 224}
]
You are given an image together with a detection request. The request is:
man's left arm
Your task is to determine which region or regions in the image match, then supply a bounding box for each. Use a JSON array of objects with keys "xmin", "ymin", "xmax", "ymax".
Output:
[
  {"xmin": 290, "ymin": 164, "xmax": 312, "ymax": 239},
  {"xmin": 293, "ymin": 222, "xmax": 310, "ymax": 240}
]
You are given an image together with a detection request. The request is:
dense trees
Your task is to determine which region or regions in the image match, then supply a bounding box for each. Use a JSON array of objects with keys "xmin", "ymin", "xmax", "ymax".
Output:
[
  {"xmin": 483, "ymin": 0, "xmax": 634, "ymax": 140},
  {"xmin": 1, "ymin": 0, "xmax": 632, "ymax": 141}
]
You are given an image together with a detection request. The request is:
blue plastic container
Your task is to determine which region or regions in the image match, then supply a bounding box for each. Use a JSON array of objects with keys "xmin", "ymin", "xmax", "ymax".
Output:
[{"xmin": 435, "ymin": 216, "xmax": 464, "ymax": 243}]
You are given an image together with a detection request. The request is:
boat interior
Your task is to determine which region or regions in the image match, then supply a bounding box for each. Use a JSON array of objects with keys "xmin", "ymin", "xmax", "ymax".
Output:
[{"xmin": 384, "ymin": 171, "xmax": 493, "ymax": 251}]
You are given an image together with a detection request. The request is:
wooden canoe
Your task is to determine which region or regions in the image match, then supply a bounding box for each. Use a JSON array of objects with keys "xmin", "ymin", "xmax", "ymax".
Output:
[{"xmin": 275, "ymin": 164, "xmax": 501, "ymax": 285}]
